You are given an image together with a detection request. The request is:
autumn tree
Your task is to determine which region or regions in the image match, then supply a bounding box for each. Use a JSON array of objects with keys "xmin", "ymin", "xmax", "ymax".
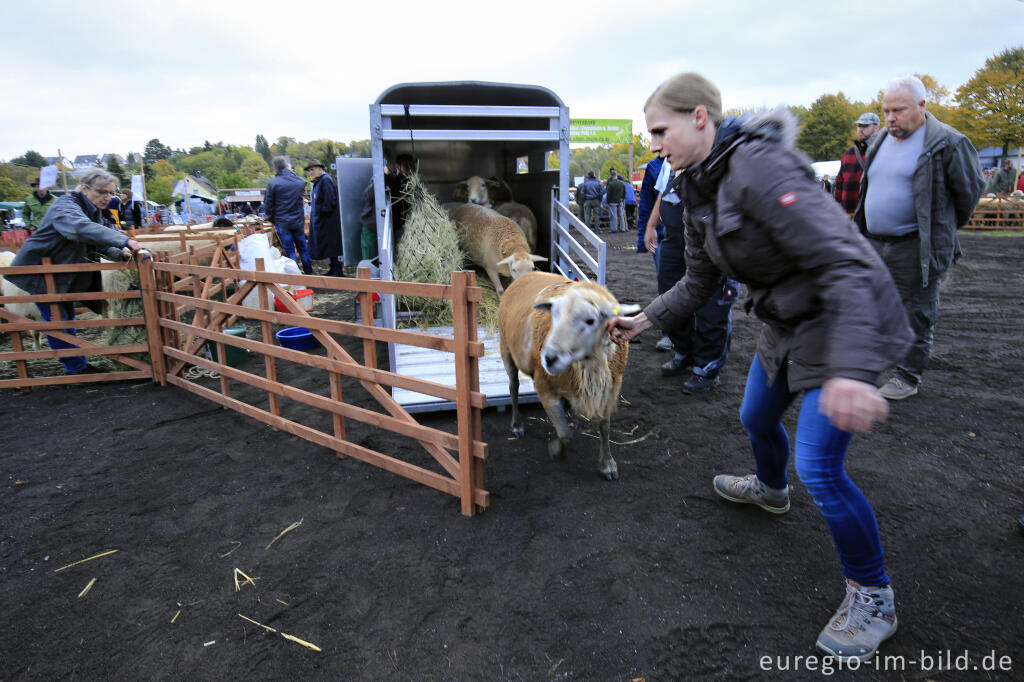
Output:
[
  {"xmin": 955, "ymin": 46, "xmax": 1024, "ymax": 162},
  {"xmin": 795, "ymin": 93, "xmax": 859, "ymax": 161}
]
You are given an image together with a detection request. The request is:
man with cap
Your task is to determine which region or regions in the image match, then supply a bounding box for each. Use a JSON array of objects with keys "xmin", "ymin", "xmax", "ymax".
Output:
[
  {"xmin": 833, "ymin": 112, "xmax": 880, "ymax": 215},
  {"xmin": 305, "ymin": 159, "xmax": 343, "ymax": 276},
  {"xmin": 23, "ymin": 178, "xmax": 58, "ymax": 232}
]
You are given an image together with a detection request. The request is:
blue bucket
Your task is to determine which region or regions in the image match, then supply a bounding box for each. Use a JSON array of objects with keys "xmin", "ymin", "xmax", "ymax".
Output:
[{"xmin": 275, "ymin": 326, "xmax": 319, "ymax": 351}]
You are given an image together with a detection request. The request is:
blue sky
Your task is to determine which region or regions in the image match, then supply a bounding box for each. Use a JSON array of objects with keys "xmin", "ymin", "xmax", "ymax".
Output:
[{"xmin": 3, "ymin": 0, "xmax": 1023, "ymax": 161}]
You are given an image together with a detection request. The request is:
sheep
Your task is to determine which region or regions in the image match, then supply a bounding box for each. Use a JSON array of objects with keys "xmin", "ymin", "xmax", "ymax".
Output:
[
  {"xmin": 498, "ymin": 271, "xmax": 641, "ymax": 480},
  {"xmin": 451, "ymin": 204, "xmax": 546, "ymax": 294},
  {"xmin": 494, "ymin": 201, "xmax": 538, "ymax": 252},
  {"xmin": 451, "ymin": 176, "xmax": 492, "ymax": 206},
  {"xmin": 0, "ymin": 250, "xmax": 43, "ymax": 350},
  {"xmin": 451, "ymin": 176, "xmax": 537, "ymax": 249}
]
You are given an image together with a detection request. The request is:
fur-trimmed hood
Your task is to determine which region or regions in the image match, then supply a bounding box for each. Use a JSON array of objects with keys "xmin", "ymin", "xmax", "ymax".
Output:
[{"xmin": 739, "ymin": 106, "xmax": 799, "ymax": 150}]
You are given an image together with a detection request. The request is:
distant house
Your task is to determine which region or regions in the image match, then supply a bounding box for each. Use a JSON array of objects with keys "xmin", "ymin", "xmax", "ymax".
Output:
[
  {"xmin": 71, "ymin": 153, "xmax": 127, "ymax": 169},
  {"xmin": 73, "ymin": 154, "xmax": 101, "ymax": 168}
]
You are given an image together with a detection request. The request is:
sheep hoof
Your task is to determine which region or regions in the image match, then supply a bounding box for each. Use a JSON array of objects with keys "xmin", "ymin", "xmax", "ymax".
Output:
[
  {"xmin": 601, "ymin": 468, "xmax": 620, "ymax": 482},
  {"xmin": 511, "ymin": 423, "xmax": 524, "ymax": 438},
  {"xmin": 548, "ymin": 438, "xmax": 568, "ymax": 459}
]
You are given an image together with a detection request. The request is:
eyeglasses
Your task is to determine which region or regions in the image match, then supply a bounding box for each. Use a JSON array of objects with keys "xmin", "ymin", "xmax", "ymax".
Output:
[{"xmin": 86, "ymin": 186, "xmax": 115, "ymax": 197}]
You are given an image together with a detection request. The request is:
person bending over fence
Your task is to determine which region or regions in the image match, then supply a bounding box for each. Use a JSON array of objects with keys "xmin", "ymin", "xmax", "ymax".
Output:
[{"xmin": 6, "ymin": 169, "xmax": 148, "ymax": 375}]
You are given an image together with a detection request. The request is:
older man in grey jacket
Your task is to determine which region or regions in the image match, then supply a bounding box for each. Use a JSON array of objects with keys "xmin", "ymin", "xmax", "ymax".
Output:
[
  {"xmin": 855, "ymin": 75, "xmax": 984, "ymax": 400},
  {"xmin": 8, "ymin": 168, "xmax": 146, "ymax": 374}
]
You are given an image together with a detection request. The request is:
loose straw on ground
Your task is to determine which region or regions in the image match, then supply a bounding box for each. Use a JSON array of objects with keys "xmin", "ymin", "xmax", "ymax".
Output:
[
  {"xmin": 78, "ymin": 578, "xmax": 96, "ymax": 598},
  {"xmin": 233, "ymin": 568, "xmax": 259, "ymax": 591},
  {"xmin": 54, "ymin": 549, "xmax": 118, "ymax": 573},
  {"xmin": 237, "ymin": 614, "xmax": 322, "ymax": 652},
  {"xmin": 266, "ymin": 518, "xmax": 303, "ymax": 550}
]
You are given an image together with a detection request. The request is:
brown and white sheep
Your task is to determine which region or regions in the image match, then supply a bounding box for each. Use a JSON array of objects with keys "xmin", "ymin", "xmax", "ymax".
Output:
[
  {"xmin": 451, "ymin": 176, "xmax": 538, "ymax": 250},
  {"xmin": 494, "ymin": 201, "xmax": 538, "ymax": 252},
  {"xmin": 498, "ymin": 271, "xmax": 640, "ymax": 480},
  {"xmin": 451, "ymin": 204, "xmax": 546, "ymax": 294}
]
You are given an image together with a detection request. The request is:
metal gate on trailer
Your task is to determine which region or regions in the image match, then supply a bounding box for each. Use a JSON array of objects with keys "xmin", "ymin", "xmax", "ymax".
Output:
[{"xmin": 337, "ymin": 81, "xmax": 608, "ymax": 413}]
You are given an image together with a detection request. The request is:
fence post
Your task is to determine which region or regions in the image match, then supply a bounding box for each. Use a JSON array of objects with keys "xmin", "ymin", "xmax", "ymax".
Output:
[
  {"xmin": 450, "ymin": 270, "xmax": 477, "ymax": 517},
  {"xmin": 255, "ymin": 258, "xmax": 280, "ymax": 418},
  {"xmin": 138, "ymin": 258, "xmax": 167, "ymax": 386},
  {"xmin": 357, "ymin": 266, "xmax": 377, "ymax": 368}
]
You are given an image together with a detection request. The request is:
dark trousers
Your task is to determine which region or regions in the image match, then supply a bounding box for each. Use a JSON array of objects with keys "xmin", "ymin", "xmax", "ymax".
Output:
[
  {"xmin": 276, "ymin": 226, "xmax": 312, "ymax": 274},
  {"xmin": 36, "ymin": 302, "xmax": 87, "ymax": 374},
  {"xmin": 656, "ymin": 220, "xmax": 736, "ymax": 377},
  {"xmin": 868, "ymin": 234, "xmax": 941, "ymax": 385}
]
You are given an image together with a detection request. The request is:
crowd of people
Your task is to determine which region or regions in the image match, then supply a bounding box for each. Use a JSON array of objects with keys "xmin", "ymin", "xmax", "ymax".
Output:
[{"xmin": 606, "ymin": 72, "xmax": 991, "ymax": 664}]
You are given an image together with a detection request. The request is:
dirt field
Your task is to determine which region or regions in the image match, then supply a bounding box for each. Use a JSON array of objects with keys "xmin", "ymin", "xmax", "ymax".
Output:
[{"xmin": 2, "ymin": 231, "xmax": 1022, "ymax": 680}]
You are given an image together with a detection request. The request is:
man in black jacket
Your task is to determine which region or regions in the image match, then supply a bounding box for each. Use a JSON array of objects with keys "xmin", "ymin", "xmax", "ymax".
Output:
[
  {"xmin": 264, "ymin": 156, "xmax": 312, "ymax": 274},
  {"xmin": 306, "ymin": 160, "xmax": 343, "ymax": 276}
]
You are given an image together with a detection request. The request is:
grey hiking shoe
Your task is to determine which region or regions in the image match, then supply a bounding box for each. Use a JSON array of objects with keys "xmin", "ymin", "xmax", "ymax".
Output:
[
  {"xmin": 712, "ymin": 473, "xmax": 790, "ymax": 514},
  {"xmin": 879, "ymin": 375, "xmax": 918, "ymax": 400},
  {"xmin": 655, "ymin": 335, "xmax": 674, "ymax": 351},
  {"xmin": 816, "ymin": 580, "xmax": 898, "ymax": 663}
]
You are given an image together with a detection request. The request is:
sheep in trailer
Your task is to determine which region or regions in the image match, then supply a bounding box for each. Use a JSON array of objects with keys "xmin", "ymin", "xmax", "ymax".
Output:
[
  {"xmin": 451, "ymin": 203, "xmax": 546, "ymax": 294},
  {"xmin": 451, "ymin": 176, "xmax": 538, "ymax": 251},
  {"xmin": 494, "ymin": 202, "xmax": 538, "ymax": 252},
  {"xmin": 0, "ymin": 250, "xmax": 43, "ymax": 350},
  {"xmin": 451, "ymin": 176, "xmax": 494, "ymax": 206},
  {"xmin": 498, "ymin": 271, "xmax": 641, "ymax": 480}
]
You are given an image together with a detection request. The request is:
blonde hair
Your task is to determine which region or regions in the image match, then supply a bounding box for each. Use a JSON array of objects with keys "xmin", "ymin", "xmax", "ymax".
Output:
[{"xmin": 645, "ymin": 72, "xmax": 724, "ymax": 126}]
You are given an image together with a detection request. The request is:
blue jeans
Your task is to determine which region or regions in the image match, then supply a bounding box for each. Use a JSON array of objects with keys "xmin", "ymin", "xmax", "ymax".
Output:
[
  {"xmin": 740, "ymin": 356, "xmax": 889, "ymax": 587},
  {"xmin": 36, "ymin": 302, "xmax": 87, "ymax": 374},
  {"xmin": 276, "ymin": 226, "xmax": 312, "ymax": 274}
]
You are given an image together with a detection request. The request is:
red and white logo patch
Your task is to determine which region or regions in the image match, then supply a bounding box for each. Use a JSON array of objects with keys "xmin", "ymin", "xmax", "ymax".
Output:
[{"xmin": 778, "ymin": 191, "xmax": 798, "ymax": 207}]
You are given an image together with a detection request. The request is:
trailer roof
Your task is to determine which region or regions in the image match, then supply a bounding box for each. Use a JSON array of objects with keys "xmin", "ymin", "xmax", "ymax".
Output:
[{"xmin": 375, "ymin": 81, "xmax": 564, "ymax": 108}]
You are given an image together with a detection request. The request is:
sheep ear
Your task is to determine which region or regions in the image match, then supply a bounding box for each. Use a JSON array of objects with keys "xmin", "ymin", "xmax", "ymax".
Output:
[
  {"xmin": 529, "ymin": 254, "xmax": 548, "ymax": 263},
  {"xmin": 533, "ymin": 300, "xmax": 553, "ymax": 313},
  {"xmin": 452, "ymin": 183, "xmax": 468, "ymax": 202},
  {"xmin": 496, "ymin": 255, "xmax": 514, "ymax": 267}
]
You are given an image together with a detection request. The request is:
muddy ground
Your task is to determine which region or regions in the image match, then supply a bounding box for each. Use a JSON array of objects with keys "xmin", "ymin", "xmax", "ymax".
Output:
[{"xmin": 1, "ymin": 231, "xmax": 1022, "ymax": 680}]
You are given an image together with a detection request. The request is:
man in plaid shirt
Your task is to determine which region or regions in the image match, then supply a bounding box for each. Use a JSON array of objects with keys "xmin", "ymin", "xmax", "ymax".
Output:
[{"xmin": 833, "ymin": 112, "xmax": 880, "ymax": 214}]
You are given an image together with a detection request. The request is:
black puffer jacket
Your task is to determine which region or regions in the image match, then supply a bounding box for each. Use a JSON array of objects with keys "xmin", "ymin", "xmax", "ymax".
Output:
[{"xmin": 644, "ymin": 108, "xmax": 912, "ymax": 391}]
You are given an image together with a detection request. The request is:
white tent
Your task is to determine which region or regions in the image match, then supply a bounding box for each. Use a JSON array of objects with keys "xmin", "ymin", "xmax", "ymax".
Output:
[{"xmin": 810, "ymin": 160, "xmax": 841, "ymax": 181}]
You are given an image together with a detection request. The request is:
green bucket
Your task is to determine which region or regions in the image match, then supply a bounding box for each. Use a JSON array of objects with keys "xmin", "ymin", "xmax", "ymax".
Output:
[{"xmin": 205, "ymin": 325, "xmax": 248, "ymax": 367}]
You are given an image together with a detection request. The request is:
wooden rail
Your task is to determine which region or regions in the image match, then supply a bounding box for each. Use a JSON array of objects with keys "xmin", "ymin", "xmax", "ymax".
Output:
[
  {"xmin": 965, "ymin": 195, "xmax": 1024, "ymax": 230},
  {"xmin": 2, "ymin": 245, "xmax": 491, "ymax": 515}
]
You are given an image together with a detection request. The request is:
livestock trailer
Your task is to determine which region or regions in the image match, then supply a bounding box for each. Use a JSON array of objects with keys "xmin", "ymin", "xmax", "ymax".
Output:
[{"xmin": 336, "ymin": 81, "xmax": 608, "ymax": 412}]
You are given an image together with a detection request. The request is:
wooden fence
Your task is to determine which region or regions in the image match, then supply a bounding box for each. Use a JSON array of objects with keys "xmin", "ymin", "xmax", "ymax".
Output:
[
  {"xmin": 2, "ymin": 252, "xmax": 491, "ymax": 515},
  {"xmin": 965, "ymin": 195, "xmax": 1024, "ymax": 230},
  {"xmin": 0, "ymin": 258, "xmax": 154, "ymax": 388}
]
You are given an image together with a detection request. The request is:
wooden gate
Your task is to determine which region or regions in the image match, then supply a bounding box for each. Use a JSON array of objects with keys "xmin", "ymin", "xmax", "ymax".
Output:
[
  {"xmin": 147, "ymin": 258, "xmax": 490, "ymax": 516},
  {"xmin": 0, "ymin": 258, "xmax": 154, "ymax": 388}
]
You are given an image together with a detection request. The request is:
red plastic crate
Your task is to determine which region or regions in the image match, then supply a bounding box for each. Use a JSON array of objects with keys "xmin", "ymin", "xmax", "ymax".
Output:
[{"xmin": 274, "ymin": 287, "xmax": 314, "ymax": 312}]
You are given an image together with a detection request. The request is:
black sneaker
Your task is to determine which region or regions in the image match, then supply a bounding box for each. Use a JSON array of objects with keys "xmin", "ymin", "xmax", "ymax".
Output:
[
  {"xmin": 661, "ymin": 356, "xmax": 691, "ymax": 377},
  {"xmin": 683, "ymin": 373, "xmax": 720, "ymax": 394}
]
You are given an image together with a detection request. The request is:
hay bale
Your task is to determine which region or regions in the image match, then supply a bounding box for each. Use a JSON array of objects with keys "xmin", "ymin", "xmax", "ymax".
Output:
[
  {"xmin": 102, "ymin": 264, "xmax": 148, "ymax": 366},
  {"xmin": 392, "ymin": 174, "xmax": 466, "ymax": 325}
]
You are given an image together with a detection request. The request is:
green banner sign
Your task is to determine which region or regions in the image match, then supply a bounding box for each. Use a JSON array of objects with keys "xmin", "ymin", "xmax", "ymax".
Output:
[{"xmin": 570, "ymin": 118, "xmax": 632, "ymax": 144}]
